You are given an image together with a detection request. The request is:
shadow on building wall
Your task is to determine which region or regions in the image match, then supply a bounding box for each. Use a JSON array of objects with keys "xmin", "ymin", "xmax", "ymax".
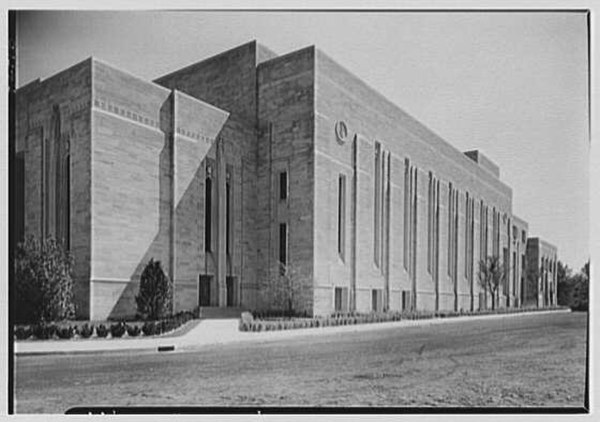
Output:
[{"xmin": 105, "ymin": 98, "xmax": 220, "ymax": 319}]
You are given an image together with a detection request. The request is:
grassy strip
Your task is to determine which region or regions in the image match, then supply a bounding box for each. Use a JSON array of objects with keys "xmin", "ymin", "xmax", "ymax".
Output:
[{"xmin": 239, "ymin": 305, "xmax": 569, "ymax": 332}]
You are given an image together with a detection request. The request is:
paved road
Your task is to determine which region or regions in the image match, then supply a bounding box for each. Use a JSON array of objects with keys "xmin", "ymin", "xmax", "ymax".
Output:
[{"xmin": 14, "ymin": 312, "xmax": 587, "ymax": 412}]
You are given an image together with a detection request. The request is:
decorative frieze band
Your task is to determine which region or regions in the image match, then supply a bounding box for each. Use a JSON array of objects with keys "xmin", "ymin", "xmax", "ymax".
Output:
[{"xmin": 93, "ymin": 98, "xmax": 215, "ymax": 145}]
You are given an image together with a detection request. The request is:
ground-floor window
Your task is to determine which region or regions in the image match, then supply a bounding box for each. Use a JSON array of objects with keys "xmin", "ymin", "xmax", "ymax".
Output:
[
  {"xmin": 372, "ymin": 289, "xmax": 382, "ymax": 312},
  {"xmin": 402, "ymin": 290, "xmax": 411, "ymax": 312},
  {"xmin": 334, "ymin": 287, "xmax": 348, "ymax": 312}
]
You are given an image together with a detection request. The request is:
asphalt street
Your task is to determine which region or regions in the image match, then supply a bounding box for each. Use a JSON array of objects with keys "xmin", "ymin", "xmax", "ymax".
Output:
[{"xmin": 14, "ymin": 311, "xmax": 587, "ymax": 412}]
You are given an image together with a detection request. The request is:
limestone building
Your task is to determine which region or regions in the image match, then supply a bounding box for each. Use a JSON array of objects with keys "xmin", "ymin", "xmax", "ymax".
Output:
[
  {"xmin": 525, "ymin": 238, "xmax": 559, "ymax": 307},
  {"xmin": 13, "ymin": 41, "xmax": 559, "ymax": 319}
]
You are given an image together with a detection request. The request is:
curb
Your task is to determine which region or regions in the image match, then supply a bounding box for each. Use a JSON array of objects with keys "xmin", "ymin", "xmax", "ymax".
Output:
[
  {"xmin": 14, "ymin": 309, "xmax": 571, "ymax": 357},
  {"xmin": 192, "ymin": 309, "xmax": 573, "ymax": 346}
]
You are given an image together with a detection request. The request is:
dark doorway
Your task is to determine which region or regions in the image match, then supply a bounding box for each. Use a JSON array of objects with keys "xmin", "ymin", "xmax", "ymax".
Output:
[
  {"xmin": 226, "ymin": 277, "xmax": 236, "ymax": 307},
  {"xmin": 199, "ymin": 275, "xmax": 212, "ymax": 306}
]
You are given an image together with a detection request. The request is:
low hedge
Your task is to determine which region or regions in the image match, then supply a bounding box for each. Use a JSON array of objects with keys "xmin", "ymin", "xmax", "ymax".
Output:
[
  {"xmin": 110, "ymin": 323, "xmax": 126, "ymax": 338},
  {"xmin": 239, "ymin": 305, "xmax": 569, "ymax": 332},
  {"xmin": 96, "ymin": 324, "xmax": 109, "ymax": 338},
  {"xmin": 126, "ymin": 324, "xmax": 141, "ymax": 337},
  {"xmin": 14, "ymin": 309, "xmax": 197, "ymax": 341},
  {"xmin": 78, "ymin": 324, "xmax": 94, "ymax": 339}
]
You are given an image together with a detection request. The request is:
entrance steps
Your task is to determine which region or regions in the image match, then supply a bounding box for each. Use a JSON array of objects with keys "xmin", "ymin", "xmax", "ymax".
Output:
[{"xmin": 198, "ymin": 306, "xmax": 246, "ymax": 320}]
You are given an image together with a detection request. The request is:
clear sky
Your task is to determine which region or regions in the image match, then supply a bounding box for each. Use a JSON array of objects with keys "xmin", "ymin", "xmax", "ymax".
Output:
[{"xmin": 15, "ymin": 10, "xmax": 590, "ymax": 270}]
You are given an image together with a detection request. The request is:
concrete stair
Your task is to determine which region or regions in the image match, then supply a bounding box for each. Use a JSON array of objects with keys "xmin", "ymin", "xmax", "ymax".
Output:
[{"xmin": 198, "ymin": 306, "xmax": 246, "ymax": 320}]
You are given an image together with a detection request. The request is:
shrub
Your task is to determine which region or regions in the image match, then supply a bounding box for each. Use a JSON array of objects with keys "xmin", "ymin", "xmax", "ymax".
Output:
[
  {"xmin": 14, "ymin": 236, "xmax": 75, "ymax": 324},
  {"xmin": 110, "ymin": 323, "xmax": 126, "ymax": 338},
  {"xmin": 142, "ymin": 321, "xmax": 156, "ymax": 336},
  {"xmin": 32, "ymin": 323, "xmax": 56, "ymax": 340},
  {"xmin": 57, "ymin": 326, "xmax": 74, "ymax": 339},
  {"xmin": 135, "ymin": 259, "xmax": 172, "ymax": 321},
  {"xmin": 14, "ymin": 326, "xmax": 32, "ymax": 340},
  {"xmin": 78, "ymin": 324, "xmax": 94, "ymax": 338},
  {"xmin": 126, "ymin": 324, "xmax": 141, "ymax": 337},
  {"xmin": 241, "ymin": 312, "xmax": 254, "ymax": 325},
  {"xmin": 96, "ymin": 324, "xmax": 108, "ymax": 338}
]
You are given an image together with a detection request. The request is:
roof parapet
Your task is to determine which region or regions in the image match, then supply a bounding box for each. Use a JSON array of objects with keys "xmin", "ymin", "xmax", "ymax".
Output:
[{"xmin": 463, "ymin": 150, "xmax": 500, "ymax": 178}]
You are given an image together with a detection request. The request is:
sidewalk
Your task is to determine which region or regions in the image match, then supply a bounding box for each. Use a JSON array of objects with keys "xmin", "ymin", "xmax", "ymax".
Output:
[{"xmin": 14, "ymin": 308, "xmax": 571, "ymax": 356}]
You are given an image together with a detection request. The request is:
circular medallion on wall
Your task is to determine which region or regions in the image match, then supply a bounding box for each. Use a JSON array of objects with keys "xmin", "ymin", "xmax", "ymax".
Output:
[{"xmin": 335, "ymin": 121, "xmax": 348, "ymax": 144}]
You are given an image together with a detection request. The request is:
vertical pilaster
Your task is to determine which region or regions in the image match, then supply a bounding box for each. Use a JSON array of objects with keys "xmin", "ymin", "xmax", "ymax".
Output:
[
  {"xmin": 383, "ymin": 151, "xmax": 391, "ymax": 311},
  {"xmin": 350, "ymin": 135, "xmax": 358, "ymax": 312},
  {"xmin": 411, "ymin": 167, "xmax": 418, "ymax": 310},
  {"xmin": 216, "ymin": 136, "xmax": 227, "ymax": 307},
  {"xmin": 169, "ymin": 92, "xmax": 177, "ymax": 309}
]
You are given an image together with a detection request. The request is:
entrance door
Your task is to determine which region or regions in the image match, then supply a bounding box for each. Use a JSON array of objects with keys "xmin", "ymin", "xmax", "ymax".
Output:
[
  {"xmin": 199, "ymin": 275, "xmax": 211, "ymax": 306},
  {"xmin": 226, "ymin": 276, "xmax": 235, "ymax": 307}
]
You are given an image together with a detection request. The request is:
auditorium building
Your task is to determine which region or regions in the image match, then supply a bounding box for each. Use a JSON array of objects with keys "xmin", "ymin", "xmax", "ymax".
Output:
[{"xmin": 13, "ymin": 41, "xmax": 558, "ymax": 320}]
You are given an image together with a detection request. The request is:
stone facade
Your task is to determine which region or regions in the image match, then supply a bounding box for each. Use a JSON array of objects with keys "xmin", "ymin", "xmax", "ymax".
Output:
[
  {"xmin": 14, "ymin": 40, "xmax": 559, "ymax": 319},
  {"xmin": 526, "ymin": 238, "xmax": 559, "ymax": 308}
]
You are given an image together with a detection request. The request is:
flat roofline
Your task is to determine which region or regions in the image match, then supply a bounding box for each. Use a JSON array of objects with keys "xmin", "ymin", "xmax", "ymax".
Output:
[
  {"xmin": 154, "ymin": 40, "xmax": 262, "ymax": 84},
  {"xmin": 314, "ymin": 47, "xmax": 511, "ymax": 196},
  {"xmin": 257, "ymin": 44, "xmax": 315, "ymax": 70},
  {"xmin": 512, "ymin": 214, "xmax": 529, "ymax": 228},
  {"xmin": 16, "ymin": 56, "xmax": 93, "ymax": 94},
  {"xmin": 527, "ymin": 237, "xmax": 558, "ymax": 251}
]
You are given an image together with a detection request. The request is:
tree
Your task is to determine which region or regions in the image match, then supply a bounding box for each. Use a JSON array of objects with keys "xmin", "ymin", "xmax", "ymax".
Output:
[
  {"xmin": 557, "ymin": 260, "xmax": 573, "ymax": 306},
  {"xmin": 135, "ymin": 259, "xmax": 172, "ymax": 320},
  {"xmin": 571, "ymin": 260, "xmax": 589, "ymax": 311},
  {"xmin": 477, "ymin": 256, "xmax": 506, "ymax": 311},
  {"xmin": 556, "ymin": 260, "xmax": 589, "ymax": 311},
  {"xmin": 261, "ymin": 262, "xmax": 309, "ymax": 316},
  {"xmin": 14, "ymin": 236, "xmax": 75, "ymax": 323},
  {"xmin": 582, "ymin": 260, "xmax": 589, "ymax": 279}
]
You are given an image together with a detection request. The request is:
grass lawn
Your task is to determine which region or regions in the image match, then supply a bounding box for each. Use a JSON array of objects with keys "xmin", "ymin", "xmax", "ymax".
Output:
[{"xmin": 15, "ymin": 311, "xmax": 587, "ymax": 411}]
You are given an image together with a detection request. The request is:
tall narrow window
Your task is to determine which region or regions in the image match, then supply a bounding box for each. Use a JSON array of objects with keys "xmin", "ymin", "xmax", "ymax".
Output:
[
  {"xmin": 492, "ymin": 209, "xmax": 497, "ymax": 257},
  {"xmin": 63, "ymin": 151, "xmax": 70, "ymax": 249},
  {"xmin": 403, "ymin": 159, "xmax": 410, "ymax": 270},
  {"xmin": 412, "ymin": 168, "xmax": 418, "ymax": 280},
  {"xmin": 427, "ymin": 172, "xmax": 433, "ymax": 274},
  {"xmin": 496, "ymin": 211, "xmax": 501, "ymax": 259},
  {"xmin": 503, "ymin": 247, "xmax": 510, "ymax": 293},
  {"xmin": 468, "ymin": 198, "xmax": 475, "ymax": 286},
  {"xmin": 204, "ymin": 175, "xmax": 212, "ymax": 252},
  {"xmin": 435, "ymin": 180, "xmax": 440, "ymax": 277},
  {"xmin": 338, "ymin": 174, "xmax": 346, "ymax": 260},
  {"xmin": 226, "ymin": 180, "xmax": 231, "ymax": 256},
  {"xmin": 448, "ymin": 183, "xmax": 453, "ymax": 277},
  {"xmin": 14, "ymin": 152, "xmax": 25, "ymax": 247},
  {"xmin": 465, "ymin": 193, "xmax": 469, "ymax": 273},
  {"xmin": 484, "ymin": 206, "xmax": 488, "ymax": 260},
  {"xmin": 44, "ymin": 138, "xmax": 50, "ymax": 237},
  {"xmin": 453, "ymin": 191, "xmax": 459, "ymax": 284},
  {"xmin": 374, "ymin": 143, "xmax": 381, "ymax": 266},
  {"xmin": 513, "ymin": 251, "xmax": 517, "ymax": 296},
  {"xmin": 279, "ymin": 171, "xmax": 288, "ymax": 201},
  {"xmin": 480, "ymin": 201, "xmax": 484, "ymax": 262},
  {"xmin": 279, "ymin": 223, "xmax": 288, "ymax": 274}
]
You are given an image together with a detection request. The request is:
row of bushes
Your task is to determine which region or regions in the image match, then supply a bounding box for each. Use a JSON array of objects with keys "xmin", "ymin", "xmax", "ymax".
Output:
[
  {"xmin": 249, "ymin": 309, "xmax": 310, "ymax": 320},
  {"xmin": 14, "ymin": 310, "xmax": 196, "ymax": 341},
  {"xmin": 239, "ymin": 305, "xmax": 568, "ymax": 332}
]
